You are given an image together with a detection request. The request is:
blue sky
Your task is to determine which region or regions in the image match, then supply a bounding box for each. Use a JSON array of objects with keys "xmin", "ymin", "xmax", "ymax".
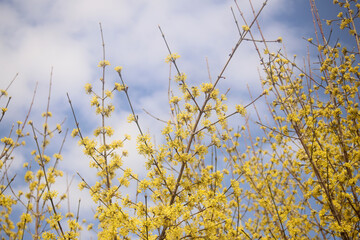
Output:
[{"xmin": 0, "ymin": 0, "xmax": 340, "ymax": 238}]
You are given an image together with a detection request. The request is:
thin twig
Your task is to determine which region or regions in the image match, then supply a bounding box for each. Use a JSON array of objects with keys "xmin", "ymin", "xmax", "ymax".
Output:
[
  {"xmin": 0, "ymin": 73, "xmax": 18, "ymax": 98},
  {"xmin": 158, "ymin": 26, "xmax": 201, "ymax": 112}
]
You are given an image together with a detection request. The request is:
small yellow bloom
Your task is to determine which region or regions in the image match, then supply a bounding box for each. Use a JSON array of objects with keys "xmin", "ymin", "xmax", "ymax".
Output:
[
  {"xmin": 175, "ymin": 73, "xmax": 187, "ymax": 82},
  {"xmin": 16, "ymin": 128, "xmax": 22, "ymax": 136},
  {"xmin": 165, "ymin": 53, "xmax": 180, "ymax": 63},
  {"xmin": 115, "ymin": 83, "xmax": 126, "ymax": 91},
  {"xmin": 122, "ymin": 150, "xmax": 128, "ymax": 157},
  {"xmin": 277, "ymin": 37, "xmax": 282, "ymax": 43},
  {"xmin": 53, "ymin": 153, "xmax": 63, "ymax": 160},
  {"xmin": 105, "ymin": 126, "xmax": 114, "ymax": 136},
  {"xmin": 235, "ymin": 105, "xmax": 247, "ymax": 116},
  {"xmin": 0, "ymin": 89, "xmax": 8, "ymax": 96},
  {"xmin": 42, "ymin": 232, "xmax": 56, "ymax": 239},
  {"xmin": 56, "ymin": 124, "xmax": 62, "ymax": 133},
  {"xmin": 97, "ymin": 60, "xmax": 110, "ymax": 67},
  {"xmin": 105, "ymin": 90, "xmax": 113, "ymax": 99},
  {"xmin": 127, "ymin": 114, "xmax": 136, "ymax": 123},
  {"xmin": 90, "ymin": 96, "xmax": 99, "ymax": 107},
  {"xmin": 200, "ymin": 83, "xmax": 213, "ymax": 93},
  {"xmin": 87, "ymin": 223, "xmax": 94, "ymax": 230},
  {"xmin": 242, "ymin": 25, "xmax": 250, "ymax": 31},
  {"xmin": 1, "ymin": 137, "xmax": 14, "ymax": 146},
  {"xmin": 24, "ymin": 170, "xmax": 34, "ymax": 182},
  {"xmin": 114, "ymin": 66, "xmax": 123, "ymax": 73},
  {"xmin": 307, "ymin": 38, "xmax": 313, "ymax": 42},
  {"xmin": 71, "ymin": 128, "xmax": 79, "ymax": 137},
  {"xmin": 84, "ymin": 83, "xmax": 92, "ymax": 94},
  {"xmin": 78, "ymin": 181, "xmax": 87, "ymax": 190},
  {"xmin": 169, "ymin": 96, "xmax": 181, "ymax": 104},
  {"xmin": 41, "ymin": 112, "xmax": 52, "ymax": 117}
]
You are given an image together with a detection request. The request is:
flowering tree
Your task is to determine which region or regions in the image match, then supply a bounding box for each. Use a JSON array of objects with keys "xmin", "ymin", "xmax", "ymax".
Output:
[{"xmin": 0, "ymin": 0, "xmax": 359, "ymax": 239}]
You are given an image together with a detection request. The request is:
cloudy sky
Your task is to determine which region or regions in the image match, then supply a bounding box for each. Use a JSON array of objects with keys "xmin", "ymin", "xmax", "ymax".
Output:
[{"xmin": 0, "ymin": 0, "xmax": 340, "ymax": 238}]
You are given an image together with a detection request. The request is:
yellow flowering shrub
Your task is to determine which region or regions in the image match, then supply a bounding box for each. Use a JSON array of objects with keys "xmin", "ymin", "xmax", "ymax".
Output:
[{"xmin": 0, "ymin": 1, "xmax": 359, "ymax": 239}]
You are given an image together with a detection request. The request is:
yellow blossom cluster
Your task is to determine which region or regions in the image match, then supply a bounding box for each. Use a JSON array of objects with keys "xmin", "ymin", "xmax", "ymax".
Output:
[
  {"xmin": 97, "ymin": 60, "xmax": 110, "ymax": 67},
  {"xmin": 165, "ymin": 53, "xmax": 180, "ymax": 63}
]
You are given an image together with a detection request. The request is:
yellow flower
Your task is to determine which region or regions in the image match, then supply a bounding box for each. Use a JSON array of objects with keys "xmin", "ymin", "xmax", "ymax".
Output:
[
  {"xmin": 114, "ymin": 66, "xmax": 123, "ymax": 73},
  {"xmin": 90, "ymin": 95, "xmax": 99, "ymax": 107},
  {"xmin": 122, "ymin": 150, "xmax": 128, "ymax": 156},
  {"xmin": 200, "ymin": 83, "xmax": 213, "ymax": 93},
  {"xmin": 175, "ymin": 73, "xmax": 187, "ymax": 82},
  {"xmin": 115, "ymin": 83, "xmax": 126, "ymax": 91},
  {"xmin": 235, "ymin": 104, "xmax": 247, "ymax": 116},
  {"xmin": 53, "ymin": 153, "xmax": 63, "ymax": 160},
  {"xmin": 41, "ymin": 112, "xmax": 52, "ymax": 117},
  {"xmin": 87, "ymin": 223, "xmax": 93, "ymax": 230},
  {"xmin": 0, "ymin": 89, "xmax": 8, "ymax": 96},
  {"xmin": 78, "ymin": 181, "xmax": 87, "ymax": 190},
  {"xmin": 277, "ymin": 37, "xmax": 283, "ymax": 43},
  {"xmin": 127, "ymin": 114, "xmax": 136, "ymax": 123},
  {"xmin": 56, "ymin": 124, "xmax": 62, "ymax": 133},
  {"xmin": 169, "ymin": 96, "xmax": 181, "ymax": 104},
  {"xmin": 105, "ymin": 90, "xmax": 113, "ymax": 99},
  {"xmin": 84, "ymin": 83, "xmax": 92, "ymax": 94},
  {"xmin": 1, "ymin": 137, "xmax": 14, "ymax": 146},
  {"xmin": 42, "ymin": 232, "xmax": 56, "ymax": 239},
  {"xmin": 105, "ymin": 126, "xmax": 114, "ymax": 136},
  {"xmin": 24, "ymin": 171, "xmax": 34, "ymax": 182},
  {"xmin": 71, "ymin": 128, "xmax": 79, "ymax": 137},
  {"xmin": 97, "ymin": 60, "xmax": 110, "ymax": 67},
  {"xmin": 242, "ymin": 25, "xmax": 250, "ymax": 31},
  {"xmin": 165, "ymin": 53, "xmax": 180, "ymax": 63}
]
